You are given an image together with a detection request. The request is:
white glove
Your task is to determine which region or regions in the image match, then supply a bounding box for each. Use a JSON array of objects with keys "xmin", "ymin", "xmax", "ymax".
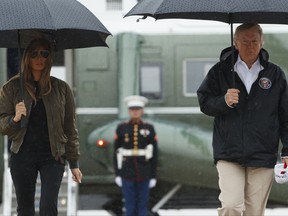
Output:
[
  {"xmin": 149, "ymin": 178, "xmax": 157, "ymax": 188},
  {"xmin": 115, "ymin": 176, "xmax": 122, "ymax": 187}
]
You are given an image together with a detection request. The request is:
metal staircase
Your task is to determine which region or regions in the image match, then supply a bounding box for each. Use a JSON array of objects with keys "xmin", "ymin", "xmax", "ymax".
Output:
[{"xmin": 2, "ymin": 136, "xmax": 79, "ymax": 216}]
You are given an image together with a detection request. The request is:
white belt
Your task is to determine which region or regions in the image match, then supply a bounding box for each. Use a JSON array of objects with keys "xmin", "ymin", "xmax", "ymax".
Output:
[
  {"xmin": 122, "ymin": 149, "xmax": 147, "ymax": 156},
  {"xmin": 116, "ymin": 144, "xmax": 153, "ymax": 169}
]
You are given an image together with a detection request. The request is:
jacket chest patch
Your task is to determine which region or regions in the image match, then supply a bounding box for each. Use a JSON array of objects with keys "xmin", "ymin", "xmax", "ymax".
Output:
[{"xmin": 258, "ymin": 77, "xmax": 272, "ymax": 89}]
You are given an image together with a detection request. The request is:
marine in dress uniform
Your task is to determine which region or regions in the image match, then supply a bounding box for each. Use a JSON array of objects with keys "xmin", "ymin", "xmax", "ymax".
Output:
[{"xmin": 114, "ymin": 95, "xmax": 158, "ymax": 216}]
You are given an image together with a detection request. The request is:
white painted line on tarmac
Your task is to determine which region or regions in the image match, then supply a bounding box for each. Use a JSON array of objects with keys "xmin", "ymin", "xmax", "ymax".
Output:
[
  {"xmin": 77, "ymin": 210, "xmax": 111, "ymax": 216},
  {"xmin": 265, "ymin": 208, "xmax": 288, "ymax": 216},
  {"xmin": 158, "ymin": 209, "xmax": 217, "ymax": 216},
  {"xmin": 158, "ymin": 208, "xmax": 288, "ymax": 216},
  {"xmin": 77, "ymin": 208, "xmax": 288, "ymax": 216}
]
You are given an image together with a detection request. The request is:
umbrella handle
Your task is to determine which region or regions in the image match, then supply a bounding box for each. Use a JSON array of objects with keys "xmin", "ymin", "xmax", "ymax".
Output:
[
  {"xmin": 21, "ymin": 116, "xmax": 28, "ymax": 128},
  {"xmin": 20, "ymin": 100, "xmax": 28, "ymax": 128},
  {"xmin": 19, "ymin": 74, "xmax": 27, "ymax": 128}
]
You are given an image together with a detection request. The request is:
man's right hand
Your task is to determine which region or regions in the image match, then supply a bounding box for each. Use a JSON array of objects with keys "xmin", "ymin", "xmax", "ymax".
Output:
[{"xmin": 225, "ymin": 88, "xmax": 240, "ymax": 107}]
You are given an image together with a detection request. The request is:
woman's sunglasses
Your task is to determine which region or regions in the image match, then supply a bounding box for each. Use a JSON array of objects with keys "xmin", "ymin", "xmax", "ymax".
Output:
[{"xmin": 30, "ymin": 50, "xmax": 50, "ymax": 59}]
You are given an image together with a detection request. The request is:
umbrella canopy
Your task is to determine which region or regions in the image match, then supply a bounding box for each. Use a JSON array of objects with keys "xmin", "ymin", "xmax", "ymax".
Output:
[
  {"xmin": 0, "ymin": 0, "xmax": 111, "ymax": 49},
  {"xmin": 0, "ymin": 0, "xmax": 112, "ymax": 127},
  {"xmin": 125, "ymin": 0, "xmax": 288, "ymax": 88},
  {"xmin": 125, "ymin": 0, "xmax": 288, "ymax": 24}
]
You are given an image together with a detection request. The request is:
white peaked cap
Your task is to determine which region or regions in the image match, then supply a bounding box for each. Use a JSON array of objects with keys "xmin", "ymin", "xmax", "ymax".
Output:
[{"xmin": 124, "ymin": 95, "xmax": 148, "ymax": 108}]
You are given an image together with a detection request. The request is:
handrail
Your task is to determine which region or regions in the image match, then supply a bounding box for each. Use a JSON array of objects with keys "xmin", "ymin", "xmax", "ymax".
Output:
[
  {"xmin": 67, "ymin": 165, "xmax": 79, "ymax": 216},
  {"xmin": 2, "ymin": 135, "xmax": 12, "ymax": 216}
]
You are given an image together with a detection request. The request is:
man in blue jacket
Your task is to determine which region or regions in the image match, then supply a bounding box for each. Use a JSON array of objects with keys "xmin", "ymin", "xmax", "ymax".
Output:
[{"xmin": 197, "ymin": 23, "xmax": 288, "ymax": 216}]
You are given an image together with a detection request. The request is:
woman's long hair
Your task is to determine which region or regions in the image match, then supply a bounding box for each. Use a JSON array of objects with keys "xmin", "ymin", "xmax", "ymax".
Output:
[{"xmin": 21, "ymin": 37, "xmax": 53, "ymax": 102}]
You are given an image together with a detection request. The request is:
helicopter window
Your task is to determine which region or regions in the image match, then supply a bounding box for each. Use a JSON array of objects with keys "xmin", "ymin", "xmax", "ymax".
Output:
[
  {"xmin": 183, "ymin": 59, "xmax": 216, "ymax": 97},
  {"xmin": 106, "ymin": 0, "xmax": 122, "ymax": 10},
  {"xmin": 140, "ymin": 62, "xmax": 163, "ymax": 100}
]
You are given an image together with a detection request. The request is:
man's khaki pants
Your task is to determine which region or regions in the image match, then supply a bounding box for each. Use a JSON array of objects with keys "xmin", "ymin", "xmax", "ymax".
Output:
[{"xmin": 216, "ymin": 160, "xmax": 274, "ymax": 216}]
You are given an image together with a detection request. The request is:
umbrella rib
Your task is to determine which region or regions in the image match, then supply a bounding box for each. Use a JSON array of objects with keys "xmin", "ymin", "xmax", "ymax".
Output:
[{"xmin": 42, "ymin": 0, "xmax": 56, "ymax": 29}]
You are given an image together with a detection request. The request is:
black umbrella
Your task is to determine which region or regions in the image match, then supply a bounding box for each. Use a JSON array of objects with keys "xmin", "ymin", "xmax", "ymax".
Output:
[
  {"xmin": 125, "ymin": 0, "xmax": 288, "ymax": 24},
  {"xmin": 0, "ymin": 0, "xmax": 111, "ymax": 49},
  {"xmin": 0, "ymin": 0, "xmax": 112, "ymax": 127},
  {"xmin": 125, "ymin": 0, "xmax": 288, "ymax": 87}
]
